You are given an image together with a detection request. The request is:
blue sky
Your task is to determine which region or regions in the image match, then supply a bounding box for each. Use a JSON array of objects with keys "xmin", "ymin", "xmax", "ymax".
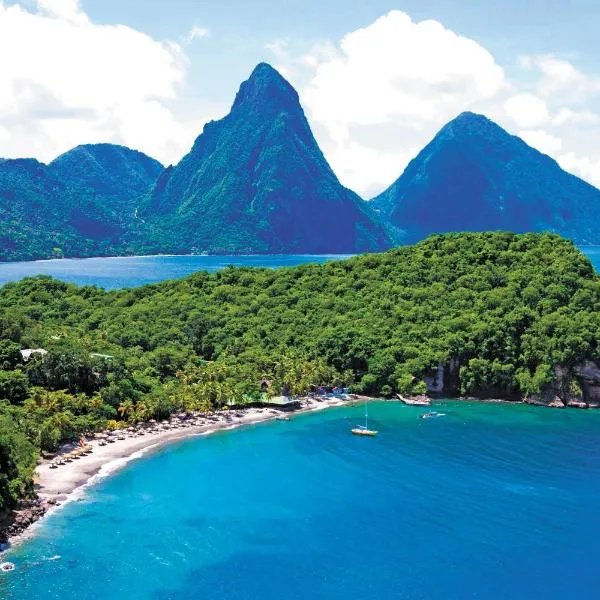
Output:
[{"xmin": 2, "ymin": 0, "xmax": 600, "ymax": 196}]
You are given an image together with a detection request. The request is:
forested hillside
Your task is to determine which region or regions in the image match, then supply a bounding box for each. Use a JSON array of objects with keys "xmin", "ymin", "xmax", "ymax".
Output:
[
  {"xmin": 1, "ymin": 232, "xmax": 599, "ymax": 511},
  {"xmin": 0, "ymin": 146, "xmax": 163, "ymax": 261}
]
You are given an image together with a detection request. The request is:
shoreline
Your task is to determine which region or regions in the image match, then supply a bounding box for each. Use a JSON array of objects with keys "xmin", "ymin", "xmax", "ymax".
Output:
[
  {"xmin": 2, "ymin": 393, "xmax": 595, "ymax": 555},
  {"xmin": 1, "ymin": 395, "xmax": 353, "ymax": 554},
  {"xmin": 1, "ymin": 252, "xmax": 354, "ymax": 266}
]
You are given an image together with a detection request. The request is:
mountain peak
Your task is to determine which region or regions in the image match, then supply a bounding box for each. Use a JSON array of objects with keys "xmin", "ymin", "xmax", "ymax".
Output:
[
  {"xmin": 451, "ymin": 111, "xmax": 489, "ymax": 123},
  {"xmin": 231, "ymin": 62, "xmax": 299, "ymax": 114},
  {"xmin": 141, "ymin": 62, "xmax": 394, "ymax": 254},
  {"xmin": 250, "ymin": 62, "xmax": 284, "ymax": 81},
  {"xmin": 439, "ymin": 111, "xmax": 505, "ymax": 141},
  {"xmin": 48, "ymin": 142, "xmax": 163, "ymax": 201},
  {"xmin": 372, "ymin": 111, "xmax": 600, "ymax": 244}
]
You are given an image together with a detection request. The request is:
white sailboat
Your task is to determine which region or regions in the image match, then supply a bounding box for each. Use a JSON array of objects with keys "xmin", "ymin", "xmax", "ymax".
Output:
[{"xmin": 351, "ymin": 402, "xmax": 378, "ymax": 437}]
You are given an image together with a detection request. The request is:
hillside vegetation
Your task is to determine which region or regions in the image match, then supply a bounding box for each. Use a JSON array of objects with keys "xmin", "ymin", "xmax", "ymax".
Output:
[{"xmin": 0, "ymin": 232, "xmax": 599, "ymax": 509}]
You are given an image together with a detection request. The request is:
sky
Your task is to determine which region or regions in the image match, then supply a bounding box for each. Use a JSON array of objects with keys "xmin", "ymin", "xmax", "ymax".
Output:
[{"xmin": 1, "ymin": 0, "xmax": 600, "ymax": 197}]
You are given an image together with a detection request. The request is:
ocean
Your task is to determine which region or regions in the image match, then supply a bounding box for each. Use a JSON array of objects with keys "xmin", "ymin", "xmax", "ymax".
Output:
[
  {"xmin": 0, "ymin": 254, "xmax": 352, "ymax": 290},
  {"xmin": 0, "ymin": 246, "xmax": 598, "ymax": 289},
  {"xmin": 3, "ymin": 401, "xmax": 600, "ymax": 599}
]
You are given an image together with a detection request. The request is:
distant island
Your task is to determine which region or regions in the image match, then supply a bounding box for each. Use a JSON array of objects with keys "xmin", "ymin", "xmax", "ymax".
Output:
[
  {"xmin": 3, "ymin": 64, "xmax": 600, "ymax": 262},
  {"xmin": 1, "ymin": 231, "xmax": 600, "ymax": 541}
]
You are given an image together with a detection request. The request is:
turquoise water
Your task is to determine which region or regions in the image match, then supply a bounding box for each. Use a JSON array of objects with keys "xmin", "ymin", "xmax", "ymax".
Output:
[
  {"xmin": 0, "ymin": 255, "xmax": 351, "ymax": 290},
  {"xmin": 3, "ymin": 401, "xmax": 600, "ymax": 599},
  {"xmin": 0, "ymin": 246, "xmax": 598, "ymax": 290}
]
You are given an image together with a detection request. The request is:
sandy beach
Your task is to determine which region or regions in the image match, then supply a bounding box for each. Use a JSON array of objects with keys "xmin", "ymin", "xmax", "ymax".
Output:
[{"xmin": 3, "ymin": 396, "xmax": 352, "ymax": 551}]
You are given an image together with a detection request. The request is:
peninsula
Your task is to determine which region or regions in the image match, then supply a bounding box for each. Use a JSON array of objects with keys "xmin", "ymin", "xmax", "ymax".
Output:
[{"xmin": 1, "ymin": 231, "xmax": 599, "ymax": 544}]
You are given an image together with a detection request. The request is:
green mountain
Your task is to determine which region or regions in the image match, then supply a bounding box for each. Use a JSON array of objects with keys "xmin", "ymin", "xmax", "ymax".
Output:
[
  {"xmin": 50, "ymin": 143, "xmax": 163, "ymax": 215},
  {"xmin": 0, "ymin": 146, "xmax": 163, "ymax": 261},
  {"xmin": 137, "ymin": 63, "xmax": 395, "ymax": 254},
  {"xmin": 372, "ymin": 112, "xmax": 600, "ymax": 244}
]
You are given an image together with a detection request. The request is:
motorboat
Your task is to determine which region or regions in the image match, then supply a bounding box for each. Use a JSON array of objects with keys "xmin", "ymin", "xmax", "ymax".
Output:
[{"xmin": 420, "ymin": 411, "xmax": 446, "ymax": 419}]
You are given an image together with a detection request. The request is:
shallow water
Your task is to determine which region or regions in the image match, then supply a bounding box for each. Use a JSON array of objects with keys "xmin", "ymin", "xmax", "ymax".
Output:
[
  {"xmin": 3, "ymin": 401, "xmax": 600, "ymax": 599},
  {"xmin": 0, "ymin": 254, "xmax": 351, "ymax": 290},
  {"xmin": 0, "ymin": 246, "xmax": 598, "ymax": 290}
]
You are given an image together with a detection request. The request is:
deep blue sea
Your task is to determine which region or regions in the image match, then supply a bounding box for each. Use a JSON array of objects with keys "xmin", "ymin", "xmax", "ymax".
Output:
[
  {"xmin": 0, "ymin": 255, "xmax": 351, "ymax": 290},
  {"xmin": 3, "ymin": 401, "xmax": 600, "ymax": 599}
]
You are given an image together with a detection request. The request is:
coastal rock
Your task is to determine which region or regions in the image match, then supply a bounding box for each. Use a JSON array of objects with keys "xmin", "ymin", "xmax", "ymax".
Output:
[
  {"xmin": 410, "ymin": 359, "xmax": 600, "ymax": 409},
  {"xmin": 576, "ymin": 360, "xmax": 600, "ymax": 403},
  {"xmin": 0, "ymin": 499, "xmax": 47, "ymax": 544},
  {"xmin": 527, "ymin": 365, "xmax": 584, "ymax": 408},
  {"xmin": 423, "ymin": 364, "xmax": 444, "ymax": 394},
  {"xmin": 443, "ymin": 358, "xmax": 461, "ymax": 395}
]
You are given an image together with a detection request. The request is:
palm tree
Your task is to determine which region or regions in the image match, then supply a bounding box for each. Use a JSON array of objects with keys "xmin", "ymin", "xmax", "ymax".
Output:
[
  {"xmin": 134, "ymin": 401, "xmax": 149, "ymax": 423},
  {"xmin": 118, "ymin": 399, "xmax": 134, "ymax": 421}
]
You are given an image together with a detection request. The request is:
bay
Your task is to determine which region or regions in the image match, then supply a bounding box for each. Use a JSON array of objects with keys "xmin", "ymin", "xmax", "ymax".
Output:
[
  {"xmin": 0, "ymin": 255, "xmax": 352, "ymax": 290},
  {"xmin": 3, "ymin": 401, "xmax": 600, "ymax": 599},
  {"xmin": 0, "ymin": 246, "xmax": 597, "ymax": 290}
]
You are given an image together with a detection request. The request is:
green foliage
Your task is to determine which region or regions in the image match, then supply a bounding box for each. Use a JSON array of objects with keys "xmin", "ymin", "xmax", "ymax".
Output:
[
  {"xmin": 0, "ymin": 146, "xmax": 163, "ymax": 262},
  {"xmin": 0, "ymin": 232, "xmax": 599, "ymax": 508},
  {"xmin": 0, "ymin": 414, "xmax": 37, "ymax": 511},
  {"xmin": 516, "ymin": 364, "xmax": 554, "ymax": 397},
  {"xmin": 460, "ymin": 359, "xmax": 517, "ymax": 396},
  {"xmin": 0, "ymin": 370, "xmax": 29, "ymax": 404},
  {"xmin": 0, "ymin": 340, "xmax": 22, "ymax": 369}
]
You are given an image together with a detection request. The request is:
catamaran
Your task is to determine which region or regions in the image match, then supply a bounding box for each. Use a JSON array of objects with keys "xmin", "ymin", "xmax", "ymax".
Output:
[{"xmin": 351, "ymin": 403, "xmax": 378, "ymax": 437}]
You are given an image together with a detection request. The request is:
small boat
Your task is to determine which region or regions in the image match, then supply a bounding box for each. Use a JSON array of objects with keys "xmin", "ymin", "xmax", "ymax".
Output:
[
  {"xmin": 351, "ymin": 403, "xmax": 378, "ymax": 436},
  {"xmin": 0, "ymin": 561, "xmax": 15, "ymax": 572},
  {"xmin": 420, "ymin": 411, "xmax": 446, "ymax": 420}
]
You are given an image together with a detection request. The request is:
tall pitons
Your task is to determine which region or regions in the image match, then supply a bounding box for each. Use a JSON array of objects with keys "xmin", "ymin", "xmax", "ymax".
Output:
[
  {"xmin": 138, "ymin": 63, "xmax": 395, "ymax": 254},
  {"xmin": 371, "ymin": 112, "xmax": 600, "ymax": 244},
  {"xmin": 5, "ymin": 71, "xmax": 600, "ymax": 262}
]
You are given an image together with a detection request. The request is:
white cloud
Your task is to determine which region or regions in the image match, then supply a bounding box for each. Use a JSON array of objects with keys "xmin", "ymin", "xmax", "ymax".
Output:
[
  {"xmin": 263, "ymin": 13, "xmax": 600, "ymax": 195},
  {"xmin": 552, "ymin": 107, "xmax": 600, "ymax": 126},
  {"xmin": 520, "ymin": 54, "xmax": 600, "ymax": 100},
  {"xmin": 186, "ymin": 25, "xmax": 210, "ymax": 43},
  {"xmin": 303, "ymin": 11, "xmax": 504, "ymax": 129},
  {"xmin": 36, "ymin": 0, "xmax": 87, "ymax": 24},
  {"xmin": 4, "ymin": 3, "xmax": 600, "ymax": 200},
  {"xmin": 0, "ymin": 0, "xmax": 200, "ymax": 165},
  {"xmin": 326, "ymin": 140, "xmax": 419, "ymax": 197},
  {"xmin": 283, "ymin": 10, "xmax": 506, "ymax": 195},
  {"xmin": 558, "ymin": 153, "xmax": 600, "ymax": 188},
  {"xmin": 504, "ymin": 93, "xmax": 549, "ymax": 128},
  {"xmin": 518, "ymin": 129, "xmax": 562, "ymax": 155},
  {"xmin": 263, "ymin": 40, "xmax": 292, "ymax": 76}
]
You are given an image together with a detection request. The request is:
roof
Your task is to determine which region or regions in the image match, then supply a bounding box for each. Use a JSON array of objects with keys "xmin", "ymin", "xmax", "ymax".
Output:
[{"xmin": 20, "ymin": 348, "xmax": 47, "ymax": 360}]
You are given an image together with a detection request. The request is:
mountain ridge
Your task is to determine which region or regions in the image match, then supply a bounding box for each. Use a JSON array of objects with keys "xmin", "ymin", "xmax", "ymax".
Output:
[
  {"xmin": 137, "ymin": 62, "xmax": 395, "ymax": 254},
  {"xmin": 3, "ymin": 69, "xmax": 600, "ymax": 261},
  {"xmin": 0, "ymin": 144, "xmax": 163, "ymax": 260},
  {"xmin": 371, "ymin": 111, "xmax": 600, "ymax": 244}
]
